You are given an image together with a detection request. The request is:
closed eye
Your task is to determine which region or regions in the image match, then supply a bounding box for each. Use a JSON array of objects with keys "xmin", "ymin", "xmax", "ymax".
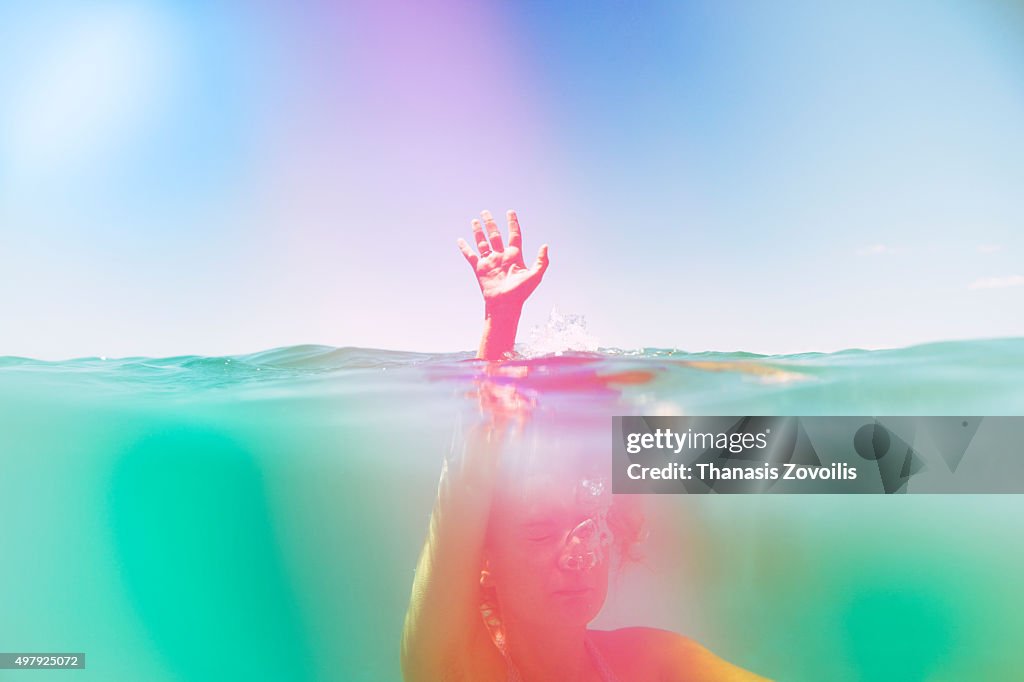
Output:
[{"xmin": 523, "ymin": 522, "xmax": 558, "ymax": 543}]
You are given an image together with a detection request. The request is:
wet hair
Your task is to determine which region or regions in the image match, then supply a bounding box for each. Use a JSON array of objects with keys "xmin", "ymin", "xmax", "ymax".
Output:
[{"xmin": 606, "ymin": 494, "xmax": 646, "ymax": 567}]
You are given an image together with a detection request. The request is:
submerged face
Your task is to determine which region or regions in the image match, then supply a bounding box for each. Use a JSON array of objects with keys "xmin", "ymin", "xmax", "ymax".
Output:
[{"xmin": 484, "ymin": 473, "xmax": 613, "ymax": 629}]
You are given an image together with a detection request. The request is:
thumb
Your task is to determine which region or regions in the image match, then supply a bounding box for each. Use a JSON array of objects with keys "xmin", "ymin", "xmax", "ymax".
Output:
[{"xmin": 532, "ymin": 244, "xmax": 549, "ymax": 276}]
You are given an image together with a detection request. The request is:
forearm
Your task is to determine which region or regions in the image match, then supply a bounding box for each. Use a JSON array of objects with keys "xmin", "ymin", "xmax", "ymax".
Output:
[
  {"xmin": 401, "ymin": 424, "xmax": 504, "ymax": 679},
  {"xmin": 477, "ymin": 304, "xmax": 523, "ymax": 360}
]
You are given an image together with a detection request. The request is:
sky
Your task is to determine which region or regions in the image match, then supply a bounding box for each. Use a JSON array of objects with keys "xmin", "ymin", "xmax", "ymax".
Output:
[{"xmin": 2, "ymin": 0, "xmax": 1023, "ymax": 359}]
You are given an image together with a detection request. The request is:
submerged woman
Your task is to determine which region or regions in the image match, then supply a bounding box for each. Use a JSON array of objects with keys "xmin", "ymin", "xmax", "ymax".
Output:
[{"xmin": 401, "ymin": 211, "xmax": 769, "ymax": 681}]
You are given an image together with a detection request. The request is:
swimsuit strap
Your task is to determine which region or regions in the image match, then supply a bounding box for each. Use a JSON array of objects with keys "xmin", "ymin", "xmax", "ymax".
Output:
[
  {"xmin": 585, "ymin": 633, "xmax": 623, "ymax": 682},
  {"xmin": 505, "ymin": 656, "xmax": 523, "ymax": 682}
]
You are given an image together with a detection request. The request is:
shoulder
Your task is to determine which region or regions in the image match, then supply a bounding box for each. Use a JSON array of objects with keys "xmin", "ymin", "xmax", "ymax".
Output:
[{"xmin": 589, "ymin": 627, "xmax": 772, "ymax": 682}]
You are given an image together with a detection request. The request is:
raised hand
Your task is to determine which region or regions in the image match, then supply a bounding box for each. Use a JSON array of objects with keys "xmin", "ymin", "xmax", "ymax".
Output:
[
  {"xmin": 457, "ymin": 210, "xmax": 549, "ymax": 313},
  {"xmin": 457, "ymin": 210, "xmax": 549, "ymax": 360}
]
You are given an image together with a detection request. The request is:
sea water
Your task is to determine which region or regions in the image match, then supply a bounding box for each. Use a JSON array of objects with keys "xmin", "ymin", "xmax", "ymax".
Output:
[{"xmin": 2, "ymin": 338, "xmax": 1023, "ymax": 681}]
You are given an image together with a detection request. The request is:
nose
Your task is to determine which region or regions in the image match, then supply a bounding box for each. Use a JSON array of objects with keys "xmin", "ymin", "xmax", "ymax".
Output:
[{"xmin": 558, "ymin": 518, "xmax": 600, "ymax": 572}]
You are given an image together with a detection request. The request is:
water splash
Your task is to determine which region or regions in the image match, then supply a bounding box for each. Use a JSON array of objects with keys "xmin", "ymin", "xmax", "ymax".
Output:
[{"xmin": 523, "ymin": 306, "xmax": 600, "ymax": 357}]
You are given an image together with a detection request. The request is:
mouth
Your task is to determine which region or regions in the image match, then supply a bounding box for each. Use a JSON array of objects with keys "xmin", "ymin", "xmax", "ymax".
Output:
[{"xmin": 553, "ymin": 586, "xmax": 592, "ymax": 597}]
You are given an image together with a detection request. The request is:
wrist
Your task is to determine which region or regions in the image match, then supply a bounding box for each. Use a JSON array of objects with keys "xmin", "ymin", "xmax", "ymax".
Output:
[
  {"xmin": 478, "ymin": 301, "xmax": 522, "ymax": 360},
  {"xmin": 484, "ymin": 300, "xmax": 523, "ymax": 321}
]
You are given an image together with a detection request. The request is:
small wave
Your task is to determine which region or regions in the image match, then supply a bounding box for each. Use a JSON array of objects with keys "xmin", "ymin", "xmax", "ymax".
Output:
[{"xmin": 237, "ymin": 345, "xmax": 438, "ymax": 370}]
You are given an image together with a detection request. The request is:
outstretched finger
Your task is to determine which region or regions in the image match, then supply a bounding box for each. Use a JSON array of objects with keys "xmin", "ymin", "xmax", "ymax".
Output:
[
  {"xmin": 457, "ymin": 238, "xmax": 479, "ymax": 268},
  {"xmin": 506, "ymin": 209, "xmax": 522, "ymax": 250},
  {"xmin": 481, "ymin": 210, "xmax": 504, "ymax": 253},
  {"xmin": 471, "ymin": 219, "xmax": 491, "ymax": 255}
]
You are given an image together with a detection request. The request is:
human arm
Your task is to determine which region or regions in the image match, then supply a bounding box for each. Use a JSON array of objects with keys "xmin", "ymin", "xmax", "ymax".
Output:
[
  {"xmin": 456, "ymin": 210, "xmax": 549, "ymax": 360},
  {"xmin": 400, "ymin": 417, "xmax": 506, "ymax": 681},
  {"xmin": 400, "ymin": 210, "xmax": 549, "ymax": 680}
]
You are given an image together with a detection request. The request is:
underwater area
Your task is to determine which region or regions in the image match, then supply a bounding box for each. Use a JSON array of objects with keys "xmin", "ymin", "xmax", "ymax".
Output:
[{"xmin": 2, "ymin": 337, "xmax": 1024, "ymax": 681}]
